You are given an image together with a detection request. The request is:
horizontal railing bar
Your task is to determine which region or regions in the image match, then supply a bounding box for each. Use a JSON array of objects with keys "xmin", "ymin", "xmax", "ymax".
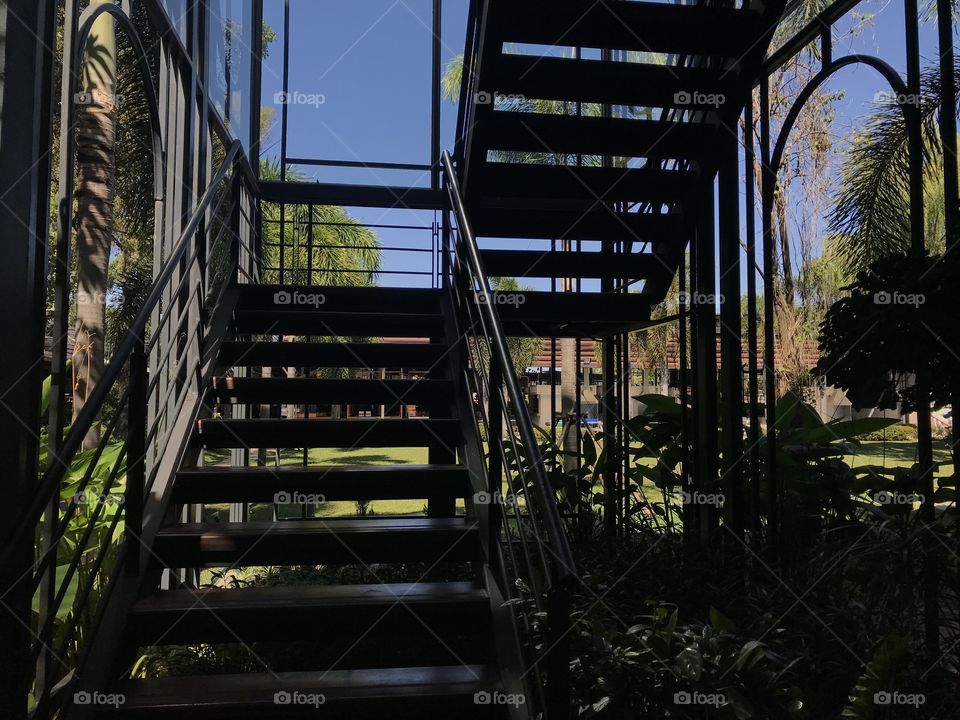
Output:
[{"xmin": 286, "ymin": 157, "xmax": 433, "ymax": 172}]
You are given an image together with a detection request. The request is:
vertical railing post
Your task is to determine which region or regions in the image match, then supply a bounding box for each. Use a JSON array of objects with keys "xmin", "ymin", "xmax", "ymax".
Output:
[
  {"xmin": 229, "ymin": 168, "xmax": 243, "ymax": 284},
  {"xmin": 125, "ymin": 337, "xmax": 148, "ymax": 577},
  {"xmin": 545, "ymin": 587, "xmax": 571, "ymax": 719},
  {"xmin": 487, "ymin": 362, "xmax": 504, "ymax": 559}
]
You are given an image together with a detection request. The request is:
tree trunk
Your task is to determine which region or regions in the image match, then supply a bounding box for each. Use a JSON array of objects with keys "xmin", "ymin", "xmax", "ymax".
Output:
[{"xmin": 73, "ymin": 1, "xmax": 116, "ymax": 450}]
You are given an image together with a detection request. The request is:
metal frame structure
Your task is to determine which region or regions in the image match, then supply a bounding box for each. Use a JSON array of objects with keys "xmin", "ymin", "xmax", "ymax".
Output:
[{"xmin": 0, "ymin": 0, "xmax": 957, "ymax": 716}]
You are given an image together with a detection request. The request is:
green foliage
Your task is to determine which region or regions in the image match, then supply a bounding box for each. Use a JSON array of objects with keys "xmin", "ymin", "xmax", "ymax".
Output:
[
  {"xmin": 817, "ymin": 252, "xmax": 959, "ymax": 411},
  {"xmin": 828, "ymin": 59, "xmax": 960, "ymax": 275},
  {"xmin": 859, "ymin": 424, "xmax": 918, "ymax": 442}
]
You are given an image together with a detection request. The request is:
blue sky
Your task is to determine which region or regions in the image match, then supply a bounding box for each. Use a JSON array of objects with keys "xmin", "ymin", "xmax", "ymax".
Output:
[{"xmin": 248, "ymin": 0, "xmax": 949, "ymax": 289}]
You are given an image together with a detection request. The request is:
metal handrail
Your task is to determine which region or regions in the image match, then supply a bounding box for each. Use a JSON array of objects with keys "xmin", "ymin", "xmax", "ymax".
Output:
[
  {"xmin": 441, "ymin": 151, "xmax": 576, "ymax": 586},
  {"xmin": 0, "ymin": 139, "xmax": 245, "ymax": 568}
]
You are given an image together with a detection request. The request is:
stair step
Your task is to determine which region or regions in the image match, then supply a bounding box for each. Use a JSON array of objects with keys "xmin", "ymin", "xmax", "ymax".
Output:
[
  {"xmin": 232, "ymin": 311, "xmax": 444, "ymax": 338},
  {"xmin": 479, "ymin": 248, "xmax": 669, "ymax": 281},
  {"xmin": 478, "ymin": 162, "xmax": 697, "ymax": 205},
  {"xmin": 482, "ymin": 111, "xmax": 719, "ymax": 161},
  {"xmin": 217, "ymin": 341, "xmax": 447, "ymax": 370},
  {"xmin": 154, "ymin": 517, "xmax": 481, "ymax": 567},
  {"xmin": 487, "ymin": 290, "xmax": 657, "ymax": 337},
  {"xmin": 471, "ymin": 203, "xmax": 684, "ymax": 242},
  {"xmin": 172, "ymin": 464, "xmax": 471, "ymax": 504},
  {"xmin": 103, "ymin": 665, "xmax": 506, "ymax": 718},
  {"xmin": 209, "ymin": 377, "xmax": 453, "ymax": 405},
  {"xmin": 494, "ymin": 0, "xmax": 763, "ymax": 57},
  {"xmin": 127, "ymin": 582, "xmax": 490, "ymax": 646},
  {"xmin": 492, "ymin": 54, "xmax": 735, "ymax": 111},
  {"xmin": 197, "ymin": 418, "xmax": 462, "ymax": 449},
  {"xmin": 236, "ymin": 285, "xmax": 443, "ymax": 315}
]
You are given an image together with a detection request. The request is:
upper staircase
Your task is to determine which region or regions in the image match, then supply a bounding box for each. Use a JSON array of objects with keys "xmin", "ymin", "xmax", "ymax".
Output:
[{"xmin": 458, "ymin": 0, "xmax": 784, "ymax": 333}]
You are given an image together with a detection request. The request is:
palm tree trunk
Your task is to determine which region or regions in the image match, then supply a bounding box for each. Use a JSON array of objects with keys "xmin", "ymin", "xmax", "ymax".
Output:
[{"xmin": 73, "ymin": 0, "xmax": 116, "ymax": 449}]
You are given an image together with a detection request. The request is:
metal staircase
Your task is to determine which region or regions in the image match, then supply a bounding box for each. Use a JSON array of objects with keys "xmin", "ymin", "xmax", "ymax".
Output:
[
  {"xmin": 456, "ymin": 0, "xmax": 786, "ymax": 334},
  {"xmin": 9, "ymin": 1, "xmax": 791, "ymax": 718}
]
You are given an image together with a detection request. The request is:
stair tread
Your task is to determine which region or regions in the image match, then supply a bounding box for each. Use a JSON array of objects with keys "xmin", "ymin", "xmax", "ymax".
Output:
[
  {"xmin": 172, "ymin": 464, "xmax": 471, "ymax": 503},
  {"xmin": 197, "ymin": 418, "xmax": 462, "ymax": 449},
  {"xmin": 217, "ymin": 341, "xmax": 447, "ymax": 369},
  {"xmin": 492, "ymin": 54, "xmax": 735, "ymax": 110},
  {"xmin": 178, "ymin": 463, "xmax": 467, "ymax": 476},
  {"xmin": 477, "ymin": 161, "xmax": 697, "ymax": 204},
  {"xmin": 235, "ymin": 285, "xmax": 443, "ymax": 314},
  {"xmin": 493, "ymin": 0, "xmax": 763, "ymax": 56},
  {"xmin": 479, "ymin": 248, "xmax": 669, "ymax": 280},
  {"xmin": 157, "ymin": 516, "xmax": 472, "ymax": 536},
  {"xmin": 153, "ymin": 517, "xmax": 481, "ymax": 567},
  {"xmin": 209, "ymin": 377, "xmax": 452, "ymax": 404},
  {"xmin": 471, "ymin": 204, "xmax": 684, "ymax": 242},
  {"xmin": 110, "ymin": 664, "xmax": 500, "ymax": 708},
  {"xmin": 132, "ymin": 582, "xmax": 487, "ymax": 613},
  {"xmin": 233, "ymin": 310, "xmax": 444, "ymax": 337},
  {"xmin": 482, "ymin": 111, "xmax": 719, "ymax": 160}
]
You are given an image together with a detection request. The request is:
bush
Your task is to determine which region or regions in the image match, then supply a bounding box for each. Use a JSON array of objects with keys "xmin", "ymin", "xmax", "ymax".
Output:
[{"xmin": 859, "ymin": 424, "xmax": 917, "ymax": 441}]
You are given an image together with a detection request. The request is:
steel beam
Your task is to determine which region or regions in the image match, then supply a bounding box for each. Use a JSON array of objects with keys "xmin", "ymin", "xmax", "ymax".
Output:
[{"xmin": 0, "ymin": 2, "xmax": 56, "ymax": 715}]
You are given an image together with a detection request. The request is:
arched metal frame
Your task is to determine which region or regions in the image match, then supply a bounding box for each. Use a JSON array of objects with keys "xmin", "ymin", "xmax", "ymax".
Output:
[
  {"xmin": 751, "ymin": 10, "xmax": 945, "ymax": 547},
  {"xmin": 39, "ymin": 1, "xmax": 166, "ymax": 708}
]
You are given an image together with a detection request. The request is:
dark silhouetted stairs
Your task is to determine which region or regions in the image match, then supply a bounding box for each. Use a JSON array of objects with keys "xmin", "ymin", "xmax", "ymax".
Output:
[
  {"xmin": 459, "ymin": 0, "xmax": 784, "ymax": 335},
  {"xmin": 92, "ymin": 285, "xmax": 512, "ymax": 719}
]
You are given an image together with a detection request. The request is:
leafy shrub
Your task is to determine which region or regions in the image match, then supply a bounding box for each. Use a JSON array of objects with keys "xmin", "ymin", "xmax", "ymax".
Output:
[{"xmin": 859, "ymin": 424, "xmax": 917, "ymax": 441}]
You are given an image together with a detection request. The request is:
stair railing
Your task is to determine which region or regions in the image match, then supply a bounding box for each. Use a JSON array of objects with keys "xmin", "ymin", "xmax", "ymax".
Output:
[
  {"xmin": 441, "ymin": 151, "xmax": 577, "ymax": 719},
  {"xmin": 2, "ymin": 138, "xmax": 258, "ymax": 717}
]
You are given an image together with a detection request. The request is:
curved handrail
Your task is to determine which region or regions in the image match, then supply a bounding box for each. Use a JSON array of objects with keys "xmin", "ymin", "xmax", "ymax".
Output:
[
  {"xmin": 1, "ymin": 139, "xmax": 246, "ymax": 564},
  {"xmin": 441, "ymin": 151, "xmax": 576, "ymax": 587}
]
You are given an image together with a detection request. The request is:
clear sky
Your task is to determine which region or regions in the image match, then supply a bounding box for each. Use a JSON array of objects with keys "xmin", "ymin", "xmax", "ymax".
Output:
[{"xmin": 246, "ymin": 0, "xmax": 950, "ymax": 290}]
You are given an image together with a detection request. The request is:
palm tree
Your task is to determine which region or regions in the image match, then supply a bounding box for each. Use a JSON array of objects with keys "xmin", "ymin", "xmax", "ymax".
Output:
[
  {"xmin": 73, "ymin": 0, "xmax": 117, "ymax": 448},
  {"xmin": 258, "ymin": 160, "xmax": 382, "ymax": 286},
  {"xmin": 828, "ymin": 59, "xmax": 959, "ymax": 275}
]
